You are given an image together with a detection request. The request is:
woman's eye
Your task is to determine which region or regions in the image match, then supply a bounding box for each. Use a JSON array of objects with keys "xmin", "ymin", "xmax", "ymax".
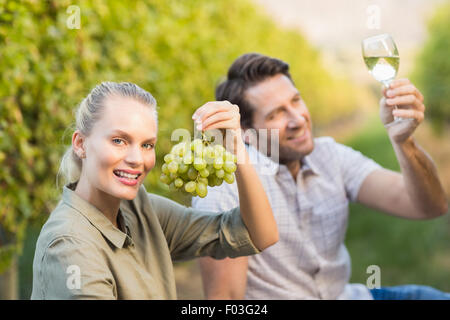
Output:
[{"xmin": 143, "ymin": 143, "xmax": 155, "ymax": 150}]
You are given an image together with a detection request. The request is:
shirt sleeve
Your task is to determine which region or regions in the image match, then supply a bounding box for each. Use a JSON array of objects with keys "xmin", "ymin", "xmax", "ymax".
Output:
[
  {"xmin": 334, "ymin": 141, "xmax": 382, "ymax": 202},
  {"xmin": 149, "ymin": 193, "xmax": 260, "ymax": 261},
  {"xmin": 191, "ymin": 180, "xmax": 239, "ymax": 212},
  {"xmin": 35, "ymin": 236, "xmax": 116, "ymax": 300}
]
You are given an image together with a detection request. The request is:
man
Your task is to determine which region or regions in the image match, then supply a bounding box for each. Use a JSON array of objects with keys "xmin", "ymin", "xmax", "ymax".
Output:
[{"xmin": 192, "ymin": 53, "xmax": 449, "ymax": 300}]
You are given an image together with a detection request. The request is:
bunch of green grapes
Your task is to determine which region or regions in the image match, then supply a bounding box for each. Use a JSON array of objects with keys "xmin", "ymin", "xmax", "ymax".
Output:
[{"xmin": 160, "ymin": 138, "xmax": 237, "ymax": 198}]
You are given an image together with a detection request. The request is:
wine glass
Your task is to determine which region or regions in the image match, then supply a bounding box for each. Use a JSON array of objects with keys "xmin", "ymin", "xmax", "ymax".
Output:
[{"xmin": 362, "ymin": 33, "xmax": 406, "ymax": 123}]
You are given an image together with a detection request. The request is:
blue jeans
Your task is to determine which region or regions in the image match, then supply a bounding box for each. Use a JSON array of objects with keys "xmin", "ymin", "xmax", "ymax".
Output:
[{"xmin": 370, "ymin": 285, "xmax": 450, "ymax": 300}]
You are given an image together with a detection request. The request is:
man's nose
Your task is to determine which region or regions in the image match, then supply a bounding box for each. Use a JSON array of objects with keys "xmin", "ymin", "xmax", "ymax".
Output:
[{"xmin": 287, "ymin": 110, "xmax": 307, "ymax": 128}]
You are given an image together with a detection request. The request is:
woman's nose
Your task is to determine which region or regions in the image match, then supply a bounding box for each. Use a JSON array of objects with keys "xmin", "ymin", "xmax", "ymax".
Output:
[{"xmin": 125, "ymin": 145, "xmax": 144, "ymax": 165}]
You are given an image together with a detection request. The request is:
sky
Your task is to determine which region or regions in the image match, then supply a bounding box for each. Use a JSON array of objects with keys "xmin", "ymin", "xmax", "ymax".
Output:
[{"xmin": 254, "ymin": 0, "xmax": 447, "ymax": 81}]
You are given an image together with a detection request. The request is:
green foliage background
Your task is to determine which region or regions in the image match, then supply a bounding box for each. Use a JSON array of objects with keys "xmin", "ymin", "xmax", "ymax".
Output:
[
  {"xmin": 0, "ymin": 0, "xmax": 359, "ymax": 273},
  {"xmin": 412, "ymin": 1, "xmax": 450, "ymax": 132}
]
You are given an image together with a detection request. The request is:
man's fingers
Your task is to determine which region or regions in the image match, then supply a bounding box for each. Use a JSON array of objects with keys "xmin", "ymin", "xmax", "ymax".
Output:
[
  {"xmin": 385, "ymin": 94, "xmax": 424, "ymax": 111},
  {"xmin": 388, "ymin": 78, "xmax": 411, "ymax": 89},
  {"xmin": 386, "ymin": 84, "xmax": 424, "ymax": 102},
  {"xmin": 392, "ymin": 109, "xmax": 424, "ymax": 123}
]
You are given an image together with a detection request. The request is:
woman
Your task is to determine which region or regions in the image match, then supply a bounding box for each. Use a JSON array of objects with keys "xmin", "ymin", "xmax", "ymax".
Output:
[{"xmin": 31, "ymin": 82, "xmax": 278, "ymax": 299}]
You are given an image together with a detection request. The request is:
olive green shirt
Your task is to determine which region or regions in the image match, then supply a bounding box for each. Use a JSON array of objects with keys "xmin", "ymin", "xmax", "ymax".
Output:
[{"xmin": 31, "ymin": 183, "xmax": 259, "ymax": 299}]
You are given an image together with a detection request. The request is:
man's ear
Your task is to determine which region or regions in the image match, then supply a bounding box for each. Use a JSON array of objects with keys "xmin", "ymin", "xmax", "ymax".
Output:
[{"xmin": 72, "ymin": 130, "xmax": 86, "ymax": 159}]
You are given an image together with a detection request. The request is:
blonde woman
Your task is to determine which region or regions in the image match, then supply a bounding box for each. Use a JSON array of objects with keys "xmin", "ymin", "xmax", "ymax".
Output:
[{"xmin": 31, "ymin": 82, "xmax": 277, "ymax": 299}]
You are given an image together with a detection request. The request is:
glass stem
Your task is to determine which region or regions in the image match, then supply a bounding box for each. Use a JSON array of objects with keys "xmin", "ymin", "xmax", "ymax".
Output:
[{"xmin": 382, "ymin": 79, "xmax": 401, "ymax": 122}]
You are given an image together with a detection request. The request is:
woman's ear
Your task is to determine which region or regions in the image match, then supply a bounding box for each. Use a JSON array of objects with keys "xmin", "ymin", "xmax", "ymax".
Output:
[{"xmin": 72, "ymin": 130, "xmax": 86, "ymax": 159}]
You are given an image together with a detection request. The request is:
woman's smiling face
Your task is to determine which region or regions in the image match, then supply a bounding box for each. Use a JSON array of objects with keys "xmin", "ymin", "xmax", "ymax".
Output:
[{"xmin": 79, "ymin": 95, "xmax": 157, "ymax": 200}]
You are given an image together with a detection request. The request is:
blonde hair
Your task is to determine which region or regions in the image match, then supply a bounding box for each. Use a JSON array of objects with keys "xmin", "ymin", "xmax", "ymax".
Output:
[{"xmin": 57, "ymin": 82, "xmax": 157, "ymax": 188}]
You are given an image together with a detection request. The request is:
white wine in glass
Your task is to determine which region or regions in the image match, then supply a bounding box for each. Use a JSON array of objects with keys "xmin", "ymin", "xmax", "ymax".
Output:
[{"xmin": 362, "ymin": 33, "xmax": 405, "ymax": 122}]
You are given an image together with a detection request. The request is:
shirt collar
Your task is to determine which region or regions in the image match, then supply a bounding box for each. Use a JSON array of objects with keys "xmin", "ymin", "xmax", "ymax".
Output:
[
  {"xmin": 300, "ymin": 155, "xmax": 320, "ymax": 176},
  {"xmin": 246, "ymin": 143, "xmax": 319, "ymax": 177},
  {"xmin": 62, "ymin": 183, "xmax": 130, "ymax": 249}
]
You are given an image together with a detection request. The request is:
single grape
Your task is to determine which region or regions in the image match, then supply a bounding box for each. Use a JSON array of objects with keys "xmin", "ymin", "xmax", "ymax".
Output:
[
  {"xmin": 191, "ymin": 139, "xmax": 202, "ymax": 151},
  {"xmin": 162, "ymin": 163, "xmax": 169, "ymax": 175},
  {"xmin": 203, "ymin": 146, "xmax": 216, "ymax": 164},
  {"xmin": 224, "ymin": 172, "xmax": 235, "ymax": 184},
  {"xmin": 193, "ymin": 158, "xmax": 206, "ymax": 171},
  {"xmin": 215, "ymin": 169, "xmax": 225, "ymax": 178},
  {"xmin": 174, "ymin": 178, "xmax": 184, "ymax": 188},
  {"xmin": 178, "ymin": 163, "xmax": 189, "ymax": 174},
  {"xmin": 170, "ymin": 144, "xmax": 180, "ymax": 155},
  {"xmin": 199, "ymin": 168, "xmax": 209, "ymax": 178},
  {"xmin": 213, "ymin": 157, "xmax": 223, "ymax": 170},
  {"xmin": 181, "ymin": 174, "xmax": 190, "ymax": 183},
  {"xmin": 215, "ymin": 177, "xmax": 224, "ymax": 186},
  {"xmin": 206, "ymin": 164, "xmax": 215, "ymax": 176},
  {"xmin": 193, "ymin": 142, "xmax": 203, "ymax": 156},
  {"xmin": 164, "ymin": 153, "xmax": 175, "ymax": 163},
  {"xmin": 169, "ymin": 172, "xmax": 178, "ymax": 180},
  {"xmin": 198, "ymin": 177, "xmax": 208, "ymax": 185},
  {"xmin": 168, "ymin": 161, "xmax": 178, "ymax": 173},
  {"xmin": 183, "ymin": 152, "xmax": 193, "ymax": 164},
  {"xmin": 187, "ymin": 166, "xmax": 198, "ymax": 180},
  {"xmin": 208, "ymin": 175, "xmax": 216, "ymax": 187},
  {"xmin": 177, "ymin": 142, "xmax": 187, "ymax": 157},
  {"xmin": 185, "ymin": 181, "xmax": 196, "ymax": 193},
  {"xmin": 160, "ymin": 173, "xmax": 171, "ymax": 184},
  {"xmin": 196, "ymin": 182, "xmax": 208, "ymax": 198},
  {"xmin": 173, "ymin": 154, "xmax": 182, "ymax": 164},
  {"xmin": 223, "ymin": 151, "xmax": 232, "ymax": 160},
  {"xmin": 223, "ymin": 161, "xmax": 236, "ymax": 173},
  {"xmin": 214, "ymin": 144, "xmax": 224, "ymax": 157}
]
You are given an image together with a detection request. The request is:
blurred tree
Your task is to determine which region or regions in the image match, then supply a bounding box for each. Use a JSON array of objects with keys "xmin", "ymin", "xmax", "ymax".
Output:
[
  {"xmin": 0, "ymin": 0, "xmax": 359, "ymax": 297},
  {"xmin": 412, "ymin": 1, "xmax": 450, "ymax": 133}
]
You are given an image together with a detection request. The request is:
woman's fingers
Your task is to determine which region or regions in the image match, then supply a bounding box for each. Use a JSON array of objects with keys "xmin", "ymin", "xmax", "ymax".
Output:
[
  {"xmin": 200, "ymin": 111, "xmax": 235, "ymax": 131},
  {"xmin": 192, "ymin": 101, "xmax": 232, "ymax": 122},
  {"xmin": 202, "ymin": 119, "xmax": 239, "ymax": 132},
  {"xmin": 192, "ymin": 101, "xmax": 240, "ymax": 131}
]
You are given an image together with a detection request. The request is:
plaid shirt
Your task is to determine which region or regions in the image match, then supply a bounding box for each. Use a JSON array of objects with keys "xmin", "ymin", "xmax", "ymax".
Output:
[{"xmin": 192, "ymin": 137, "xmax": 381, "ymax": 299}]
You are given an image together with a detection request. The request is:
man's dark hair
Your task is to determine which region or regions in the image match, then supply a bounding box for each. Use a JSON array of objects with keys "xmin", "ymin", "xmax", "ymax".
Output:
[{"xmin": 215, "ymin": 53, "xmax": 293, "ymax": 128}]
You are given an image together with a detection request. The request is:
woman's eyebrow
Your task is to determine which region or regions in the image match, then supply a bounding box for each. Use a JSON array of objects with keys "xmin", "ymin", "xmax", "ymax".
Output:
[{"xmin": 111, "ymin": 129, "xmax": 156, "ymax": 143}]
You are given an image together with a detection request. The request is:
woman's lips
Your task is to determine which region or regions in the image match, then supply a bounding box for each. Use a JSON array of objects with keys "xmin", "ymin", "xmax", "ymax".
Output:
[{"xmin": 113, "ymin": 171, "xmax": 139, "ymax": 186}]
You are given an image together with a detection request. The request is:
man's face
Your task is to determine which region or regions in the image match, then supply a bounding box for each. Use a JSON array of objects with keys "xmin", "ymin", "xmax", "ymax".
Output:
[{"xmin": 245, "ymin": 74, "xmax": 314, "ymax": 164}]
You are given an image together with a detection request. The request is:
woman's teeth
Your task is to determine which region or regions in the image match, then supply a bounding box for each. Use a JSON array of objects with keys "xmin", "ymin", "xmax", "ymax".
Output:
[{"xmin": 114, "ymin": 170, "xmax": 139, "ymax": 179}]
